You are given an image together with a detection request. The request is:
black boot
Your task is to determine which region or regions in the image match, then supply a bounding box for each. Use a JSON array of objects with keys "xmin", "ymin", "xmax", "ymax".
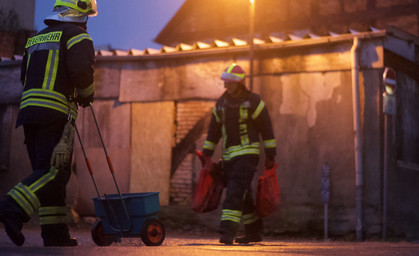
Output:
[
  {"xmin": 0, "ymin": 196, "xmax": 27, "ymax": 246},
  {"xmin": 235, "ymin": 218, "xmax": 263, "ymax": 244},
  {"xmin": 235, "ymin": 233, "xmax": 262, "ymax": 244},
  {"xmin": 42, "ymin": 224, "xmax": 77, "ymax": 247},
  {"xmin": 219, "ymin": 220, "xmax": 238, "ymax": 245}
]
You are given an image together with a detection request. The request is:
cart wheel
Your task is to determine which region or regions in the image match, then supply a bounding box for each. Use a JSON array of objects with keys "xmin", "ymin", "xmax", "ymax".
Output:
[
  {"xmin": 92, "ymin": 220, "xmax": 114, "ymax": 246},
  {"xmin": 140, "ymin": 219, "xmax": 166, "ymax": 246}
]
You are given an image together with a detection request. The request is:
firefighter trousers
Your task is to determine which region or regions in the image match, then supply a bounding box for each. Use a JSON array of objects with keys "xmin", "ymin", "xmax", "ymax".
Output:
[
  {"xmin": 219, "ymin": 156, "xmax": 263, "ymax": 237},
  {"xmin": 4, "ymin": 119, "xmax": 73, "ymax": 241}
]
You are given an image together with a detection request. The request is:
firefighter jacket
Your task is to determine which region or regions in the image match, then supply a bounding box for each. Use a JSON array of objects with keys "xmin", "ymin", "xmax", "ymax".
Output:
[
  {"xmin": 17, "ymin": 21, "xmax": 95, "ymax": 127},
  {"xmin": 203, "ymin": 89, "xmax": 276, "ymax": 161}
]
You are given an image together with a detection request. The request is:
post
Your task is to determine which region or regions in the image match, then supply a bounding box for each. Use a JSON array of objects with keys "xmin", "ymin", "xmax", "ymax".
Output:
[
  {"xmin": 321, "ymin": 163, "xmax": 330, "ymax": 240},
  {"xmin": 382, "ymin": 67, "xmax": 397, "ymax": 240},
  {"xmin": 382, "ymin": 114, "xmax": 389, "ymax": 239},
  {"xmin": 248, "ymin": 0, "xmax": 255, "ymax": 91},
  {"xmin": 351, "ymin": 36, "xmax": 363, "ymax": 241}
]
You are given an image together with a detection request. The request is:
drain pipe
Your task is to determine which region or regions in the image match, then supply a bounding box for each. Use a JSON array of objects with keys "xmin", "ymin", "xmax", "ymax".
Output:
[{"xmin": 351, "ymin": 36, "xmax": 363, "ymax": 241}]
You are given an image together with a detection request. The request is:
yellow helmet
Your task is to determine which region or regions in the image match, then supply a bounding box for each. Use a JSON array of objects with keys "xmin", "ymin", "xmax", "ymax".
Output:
[
  {"xmin": 45, "ymin": 0, "xmax": 97, "ymax": 23},
  {"xmin": 54, "ymin": 0, "xmax": 98, "ymax": 17}
]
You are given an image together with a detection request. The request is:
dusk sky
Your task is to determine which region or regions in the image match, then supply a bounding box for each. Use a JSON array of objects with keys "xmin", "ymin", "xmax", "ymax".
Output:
[{"xmin": 34, "ymin": 0, "xmax": 185, "ymax": 51}]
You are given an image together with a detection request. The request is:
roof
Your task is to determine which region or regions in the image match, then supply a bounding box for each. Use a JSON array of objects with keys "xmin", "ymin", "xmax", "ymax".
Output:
[
  {"xmin": 2, "ymin": 26, "xmax": 418, "ymax": 65},
  {"xmin": 94, "ymin": 27, "xmax": 387, "ymax": 60}
]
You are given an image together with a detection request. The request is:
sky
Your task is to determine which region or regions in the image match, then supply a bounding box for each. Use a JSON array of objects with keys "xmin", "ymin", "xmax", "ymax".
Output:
[{"xmin": 34, "ymin": 0, "xmax": 185, "ymax": 51}]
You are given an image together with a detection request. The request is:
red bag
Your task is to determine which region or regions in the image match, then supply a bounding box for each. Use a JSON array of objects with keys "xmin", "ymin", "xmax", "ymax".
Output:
[
  {"xmin": 256, "ymin": 164, "xmax": 280, "ymax": 217},
  {"xmin": 192, "ymin": 151, "xmax": 225, "ymax": 213}
]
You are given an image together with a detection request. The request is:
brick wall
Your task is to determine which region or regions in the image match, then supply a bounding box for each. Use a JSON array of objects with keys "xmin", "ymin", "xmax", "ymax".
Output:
[
  {"xmin": 0, "ymin": 30, "xmax": 16, "ymax": 58},
  {"xmin": 0, "ymin": 29, "xmax": 32, "ymax": 58},
  {"xmin": 170, "ymin": 100, "xmax": 215, "ymax": 205}
]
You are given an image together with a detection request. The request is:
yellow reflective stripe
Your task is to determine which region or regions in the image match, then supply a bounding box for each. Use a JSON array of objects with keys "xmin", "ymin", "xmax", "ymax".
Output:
[
  {"xmin": 226, "ymin": 64, "xmax": 235, "ymax": 73},
  {"xmin": 20, "ymin": 98, "xmax": 71, "ymax": 116},
  {"xmin": 243, "ymin": 213, "xmax": 260, "ymax": 225},
  {"xmin": 251, "ymin": 100, "xmax": 265, "ymax": 120},
  {"xmin": 239, "ymin": 123, "xmax": 247, "ymax": 133},
  {"xmin": 223, "ymin": 143, "xmax": 260, "ymax": 160},
  {"xmin": 222, "ymin": 209, "xmax": 242, "ymax": 223},
  {"xmin": 29, "ymin": 166, "xmax": 59, "ymax": 193},
  {"xmin": 39, "ymin": 206, "xmax": 67, "ymax": 225},
  {"xmin": 67, "ymin": 33, "xmax": 92, "ymax": 50},
  {"xmin": 7, "ymin": 191, "xmax": 34, "ymax": 216},
  {"xmin": 76, "ymin": 83, "xmax": 94, "ymax": 97},
  {"xmin": 212, "ymin": 107, "xmax": 220, "ymax": 123},
  {"xmin": 39, "ymin": 215, "xmax": 67, "ymax": 225},
  {"xmin": 21, "ymin": 89, "xmax": 78, "ymax": 120},
  {"xmin": 240, "ymin": 105, "xmax": 248, "ymax": 121},
  {"xmin": 240, "ymin": 134, "xmax": 249, "ymax": 145},
  {"xmin": 264, "ymin": 139, "xmax": 276, "ymax": 149},
  {"xmin": 15, "ymin": 183, "xmax": 41, "ymax": 210},
  {"xmin": 42, "ymin": 50, "xmax": 59, "ymax": 90},
  {"xmin": 203, "ymin": 140, "xmax": 216, "ymax": 150},
  {"xmin": 22, "ymin": 89, "xmax": 67, "ymax": 103},
  {"xmin": 7, "ymin": 182, "xmax": 41, "ymax": 216},
  {"xmin": 23, "ymin": 53, "xmax": 31, "ymax": 87},
  {"xmin": 39, "ymin": 206, "xmax": 67, "ymax": 216}
]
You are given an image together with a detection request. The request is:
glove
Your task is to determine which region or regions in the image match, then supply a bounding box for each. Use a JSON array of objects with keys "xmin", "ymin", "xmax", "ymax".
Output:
[
  {"xmin": 76, "ymin": 93, "xmax": 94, "ymax": 108},
  {"xmin": 264, "ymin": 156, "xmax": 276, "ymax": 169},
  {"xmin": 203, "ymin": 155, "xmax": 213, "ymax": 171},
  {"xmin": 50, "ymin": 120, "xmax": 75, "ymax": 169}
]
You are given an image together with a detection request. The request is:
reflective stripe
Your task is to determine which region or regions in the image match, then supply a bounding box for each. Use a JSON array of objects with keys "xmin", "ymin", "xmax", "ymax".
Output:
[
  {"xmin": 15, "ymin": 183, "xmax": 41, "ymax": 210},
  {"xmin": 42, "ymin": 50, "xmax": 59, "ymax": 90},
  {"xmin": 203, "ymin": 140, "xmax": 216, "ymax": 151},
  {"xmin": 23, "ymin": 53, "xmax": 31, "ymax": 87},
  {"xmin": 240, "ymin": 134, "xmax": 249, "ymax": 145},
  {"xmin": 76, "ymin": 83, "xmax": 94, "ymax": 97},
  {"xmin": 39, "ymin": 206, "xmax": 67, "ymax": 225},
  {"xmin": 27, "ymin": 42, "xmax": 61, "ymax": 54},
  {"xmin": 251, "ymin": 100, "xmax": 265, "ymax": 120},
  {"xmin": 29, "ymin": 166, "xmax": 59, "ymax": 193},
  {"xmin": 39, "ymin": 215, "xmax": 67, "ymax": 225},
  {"xmin": 243, "ymin": 213, "xmax": 260, "ymax": 225},
  {"xmin": 20, "ymin": 99, "xmax": 72, "ymax": 117},
  {"xmin": 7, "ymin": 183, "xmax": 40, "ymax": 216},
  {"xmin": 212, "ymin": 107, "xmax": 220, "ymax": 123},
  {"xmin": 7, "ymin": 191, "xmax": 34, "ymax": 216},
  {"xmin": 59, "ymin": 0, "xmax": 78, "ymax": 5},
  {"xmin": 20, "ymin": 89, "xmax": 78, "ymax": 119},
  {"xmin": 221, "ymin": 72, "xmax": 244, "ymax": 82},
  {"xmin": 264, "ymin": 139, "xmax": 276, "ymax": 149},
  {"xmin": 22, "ymin": 88, "xmax": 67, "ymax": 103},
  {"xmin": 39, "ymin": 206, "xmax": 67, "ymax": 216},
  {"xmin": 221, "ymin": 209, "xmax": 242, "ymax": 223},
  {"xmin": 240, "ymin": 104, "xmax": 248, "ymax": 121},
  {"xmin": 222, "ymin": 142, "xmax": 260, "ymax": 161},
  {"xmin": 67, "ymin": 33, "xmax": 92, "ymax": 50}
]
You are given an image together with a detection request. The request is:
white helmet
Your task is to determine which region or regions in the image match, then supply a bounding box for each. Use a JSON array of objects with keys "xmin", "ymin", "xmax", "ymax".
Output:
[{"xmin": 45, "ymin": 0, "xmax": 98, "ymax": 23}]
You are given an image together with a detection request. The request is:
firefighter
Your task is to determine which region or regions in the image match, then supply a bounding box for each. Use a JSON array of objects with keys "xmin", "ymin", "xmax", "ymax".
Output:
[
  {"xmin": 202, "ymin": 63, "xmax": 277, "ymax": 244},
  {"xmin": 0, "ymin": 0, "xmax": 97, "ymax": 247}
]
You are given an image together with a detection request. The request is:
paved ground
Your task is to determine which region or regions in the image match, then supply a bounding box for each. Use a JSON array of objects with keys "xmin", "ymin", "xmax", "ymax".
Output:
[{"xmin": 1, "ymin": 224, "xmax": 419, "ymax": 256}]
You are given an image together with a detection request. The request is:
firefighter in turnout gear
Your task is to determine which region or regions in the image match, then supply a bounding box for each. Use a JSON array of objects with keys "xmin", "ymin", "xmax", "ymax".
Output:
[
  {"xmin": 202, "ymin": 63, "xmax": 277, "ymax": 244},
  {"xmin": 0, "ymin": 0, "xmax": 97, "ymax": 247}
]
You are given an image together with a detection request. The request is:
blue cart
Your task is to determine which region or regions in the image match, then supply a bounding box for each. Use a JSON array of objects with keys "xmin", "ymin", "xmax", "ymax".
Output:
[
  {"xmin": 75, "ymin": 104, "xmax": 166, "ymax": 246},
  {"xmin": 91, "ymin": 192, "xmax": 165, "ymax": 246}
]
